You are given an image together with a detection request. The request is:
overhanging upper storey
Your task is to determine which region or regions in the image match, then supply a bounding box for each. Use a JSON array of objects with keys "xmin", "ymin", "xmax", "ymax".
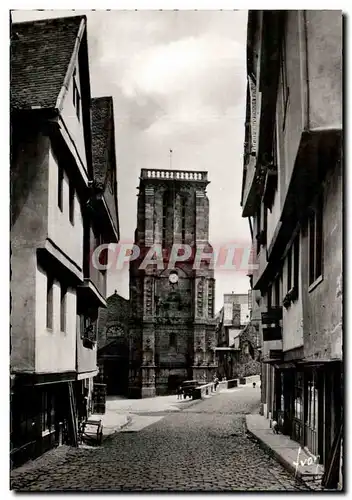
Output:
[{"xmin": 241, "ymin": 11, "xmax": 283, "ymax": 218}]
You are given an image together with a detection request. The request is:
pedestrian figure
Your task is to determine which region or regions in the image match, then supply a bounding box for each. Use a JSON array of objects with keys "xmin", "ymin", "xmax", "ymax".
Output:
[
  {"xmin": 272, "ymin": 420, "xmax": 279, "ymax": 434},
  {"xmin": 253, "ymin": 382, "xmax": 256, "ymax": 388},
  {"xmin": 79, "ymin": 388, "xmax": 89, "ymax": 423},
  {"xmin": 214, "ymin": 375, "xmax": 219, "ymax": 391},
  {"xmin": 177, "ymin": 386, "xmax": 183, "ymax": 400}
]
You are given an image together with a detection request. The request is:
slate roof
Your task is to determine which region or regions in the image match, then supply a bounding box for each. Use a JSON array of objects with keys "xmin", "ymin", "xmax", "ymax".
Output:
[
  {"xmin": 91, "ymin": 96, "xmax": 120, "ymax": 238},
  {"xmin": 10, "ymin": 15, "xmax": 85, "ymax": 110},
  {"xmin": 91, "ymin": 97, "xmax": 115, "ymax": 188}
]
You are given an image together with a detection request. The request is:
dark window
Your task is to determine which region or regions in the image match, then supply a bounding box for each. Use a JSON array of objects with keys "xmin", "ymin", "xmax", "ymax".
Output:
[
  {"xmin": 69, "ymin": 181, "xmax": 75, "ymax": 225},
  {"xmin": 256, "ymin": 206, "xmax": 261, "ymax": 255},
  {"xmin": 181, "ymin": 196, "xmax": 186, "ymax": 244},
  {"xmin": 106, "ymin": 325, "xmax": 123, "ymax": 339},
  {"xmin": 267, "ymin": 284, "xmax": 272, "ymax": 310},
  {"xmin": 60, "ymin": 284, "xmax": 67, "ymax": 332},
  {"xmin": 73, "ymin": 75, "xmax": 81, "ymax": 121},
  {"xmin": 58, "ymin": 165, "xmax": 64, "ymax": 211},
  {"xmin": 208, "ymin": 281, "xmax": 214, "ymax": 318},
  {"xmin": 46, "ymin": 276, "xmax": 54, "ymax": 329},
  {"xmin": 272, "ymin": 125, "xmax": 278, "ymax": 191},
  {"xmin": 286, "ymin": 234, "xmax": 299, "ymax": 300},
  {"xmin": 263, "ymin": 205, "xmax": 267, "ymax": 243},
  {"xmin": 306, "ymin": 371, "xmax": 318, "ymax": 431},
  {"xmin": 82, "ymin": 315, "xmax": 97, "ymax": 343},
  {"xmin": 279, "ymin": 372, "xmax": 285, "ymax": 412},
  {"xmin": 274, "ymin": 274, "xmax": 281, "ymax": 306},
  {"xmin": 309, "ymin": 194, "xmax": 323, "ymax": 286},
  {"xmin": 294, "ymin": 235, "xmax": 299, "ymax": 296},
  {"xmin": 41, "ymin": 389, "xmax": 55, "ymax": 434},
  {"xmin": 287, "ymin": 245, "xmax": 292, "ymax": 292},
  {"xmin": 162, "ymin": 191, "xmax": 168, "ymax": 247},
  {"xmin": 41, "ymin": 391, "xmax": 49, "ymax": 432},
  {"xmin": 280, "ymin": 26, "xmax": 290, "ymax": 132},
  {"xmin": 309, "ymin": 213, "xmax": 315, "ymax": 285},
  {"xmin": 294, "ymin": 372, "xmax": 303, "ymax": 421},
  {"xmin": 315, "ymin": 195, "xmax": 323, "ymax": 280},
  {"xmin": 169, "ymin": 331, "xmax": 176, "ymax": 348},
  {"xmin": 72, "ymin": 69, "xmax": 77, "ymax": 106}
]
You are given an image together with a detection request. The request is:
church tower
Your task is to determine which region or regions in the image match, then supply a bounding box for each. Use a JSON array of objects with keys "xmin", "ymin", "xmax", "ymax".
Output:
[{"xmin": 129, "ymin": 168, "xmax": 217, "ymax": 398}]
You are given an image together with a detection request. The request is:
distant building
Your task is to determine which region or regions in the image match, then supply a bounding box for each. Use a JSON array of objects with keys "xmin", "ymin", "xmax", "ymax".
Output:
[
  {"xmin": 215, "ymin": 293, "xmax": 260, "ymax": 379},
  {"xmin": 96, "ymin": 292, "xmax": 130, "ymax": 396},
  {"xmin": 10, "ymin": 16, "xmax": 119, "ymax": 466},
  {"xmin": 241, "ymin": 11, "xmax": 342, "ymax": 489},
  {"xmin": 129, "ymin": 169, "xmax": 217, "ymax": 397}
]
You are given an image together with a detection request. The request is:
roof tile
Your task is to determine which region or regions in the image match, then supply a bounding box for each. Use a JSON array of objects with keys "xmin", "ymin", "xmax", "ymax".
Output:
[
  {"xmin": 11, "ymin": 16, "xmax": 85, "ymax": 110},
  {"xmin": 91, "ymin": 96, "xmax": 119, "ymax": 235}
]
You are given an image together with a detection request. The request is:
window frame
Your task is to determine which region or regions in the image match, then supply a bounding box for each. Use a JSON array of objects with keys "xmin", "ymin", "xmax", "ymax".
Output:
[
  {"xmin": 279, "ymin": 23, "xmax": 290, "ymax": 133},
  {"xmin": 180, "ymin": 196, "xmax": 186, "ymax": 244},
  {"xmin": 274, "ymin": 272, "xmax": 281, "ymax": 307},
  {"xmin": 308, "ymin": 193, "xmax": 324, "ymax": 291},
  {"xmin": 256, "ymin": 205, "xmax": 261, "ymax": 255},
  {"xmin": 267, "ymin": 283, "xmax": 272, "ymax": 310},
  {"xmin": 73, "ymin": 72, "xmax": 81, "ymax": 122},
  {"xmin": 293, "ymin": 372, "xmax": 303, "ymax": 422},
  {"xmin": 306, "ymin": 371, "xmax": 318, "ymax": 431},
  {"xmin": 60, "ymin": 283, "xmax": 67, "ymax": 333},
  {"xmin": 81, "ymin": 315, "xmax": 97, "ymax": 345},
  {"xmin": 69, "ymin": 180, "xmax": 75, "ymax": 225},
  {"xmin": 46, "ymin": 276, "xmax": 54, "ymax": 330},
  {"xmin": 287, "ymin": 245, "xmax": 292, "ymax": 293},
  {"xmin": 162, "ymin": 191, "xmax": 168, "ymax": 248},
  {"xmin": 41, "ymin": 389, "xmax": 55, "ymax": 436},
  {"xmin": 283, "ymin": 232, "xmax": 299, "ymax": 308},
  {"xmin": 169, "ymin": 331, "xmax": 176, "ymax": 348},
  {"xmin": 293, "ymin": 235, "xmax": 299, "ymax": 296},
  {"xmin": 58, "ymin": 164, "xmax": 64, "ymax": 212}
]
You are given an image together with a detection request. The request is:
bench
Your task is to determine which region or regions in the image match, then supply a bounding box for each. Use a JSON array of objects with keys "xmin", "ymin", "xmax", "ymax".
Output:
[{"xmin": 78, "ymin": 417, "xmax": 103, "ymax": 446}]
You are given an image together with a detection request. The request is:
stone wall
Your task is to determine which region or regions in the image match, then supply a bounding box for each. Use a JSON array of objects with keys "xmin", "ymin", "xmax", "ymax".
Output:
[
  {"xmin": 129, "ymin": 170, "xmax": 216, "ymax": 397},
  {"xmin": 97, "ymin": 291, "xmax": 130, "ymax": 350},
  {"xmin": 302, "ymin": 149, "xmax": 342, "ymax": 361},
  {"xmin": 235, "ymin": 324, "xmax": 261, "ymax": 378}
]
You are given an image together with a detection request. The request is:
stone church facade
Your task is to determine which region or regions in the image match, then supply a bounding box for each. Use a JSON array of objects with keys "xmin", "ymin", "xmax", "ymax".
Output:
[{"xmin": 129, "ymin": 169, "xmax": 217, "ymax": 398}]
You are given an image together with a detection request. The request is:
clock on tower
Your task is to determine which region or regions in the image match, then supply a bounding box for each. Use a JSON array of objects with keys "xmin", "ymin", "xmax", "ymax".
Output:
[{"xmin": 169, "ymin": 272, "xmax": 179, "ymax": 284}]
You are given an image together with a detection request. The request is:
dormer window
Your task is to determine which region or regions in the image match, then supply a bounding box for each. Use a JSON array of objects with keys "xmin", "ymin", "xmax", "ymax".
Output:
[{"xmin": 72, "ymin": 69, "xmax": 81, "ymax": 121}]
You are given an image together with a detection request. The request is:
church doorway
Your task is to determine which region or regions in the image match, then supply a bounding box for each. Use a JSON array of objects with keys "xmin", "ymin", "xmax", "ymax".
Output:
[
  {"xmin": 103, "ymin": 358, "xmax": 129, "ymax": 396},
  {"xmin": 168, "ymin": 375, "xmax": 182, "ymax": 394}
]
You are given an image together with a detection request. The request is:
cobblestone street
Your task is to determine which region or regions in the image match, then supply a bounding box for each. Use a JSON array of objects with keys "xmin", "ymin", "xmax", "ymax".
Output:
[{"xmin": 11, "ymin": 386, "xmax": 308, "ymax": 492}]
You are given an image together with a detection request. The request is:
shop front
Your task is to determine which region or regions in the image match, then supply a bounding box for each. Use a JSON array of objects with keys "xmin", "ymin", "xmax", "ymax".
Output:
[{"xmin": 273, "ymin": 360, "xmax": 342, "ymax": 482}]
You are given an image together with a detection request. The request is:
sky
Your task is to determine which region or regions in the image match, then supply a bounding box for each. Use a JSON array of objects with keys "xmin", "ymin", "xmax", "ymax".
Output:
[{"xmin": 12, "ymin": 9, "xmax": 251, "ymax": 312}]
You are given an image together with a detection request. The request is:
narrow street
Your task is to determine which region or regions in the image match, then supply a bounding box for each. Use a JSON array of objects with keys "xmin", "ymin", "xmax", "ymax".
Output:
[{"xmin": 11, "ymin": 386, "xmax": 307, "ymax": 492}]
